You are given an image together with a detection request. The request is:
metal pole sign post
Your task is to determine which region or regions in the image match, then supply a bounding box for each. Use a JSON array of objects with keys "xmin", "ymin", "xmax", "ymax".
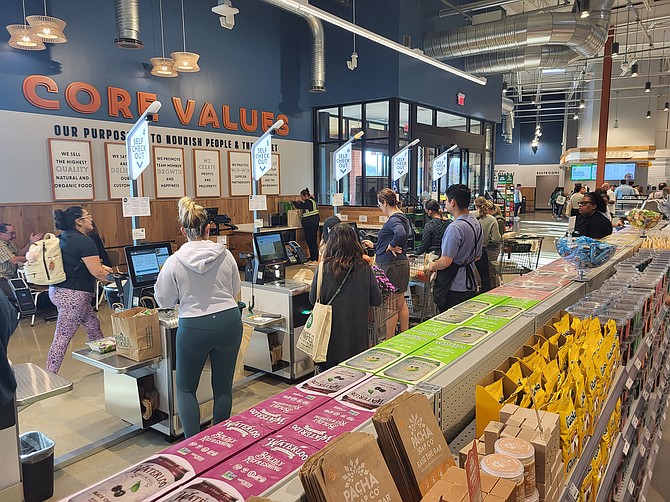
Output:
[
  {"xmin": 251, "ymin": 120, "xmax": 284, "ymax": 233},
  {"xmin": 125, "ymin": 101, "xmax": 162, "ymax": 245},
  {"xmin": 332, "ymin": 131, "xmax": 364, "ymax": 215},
  {"xmin": 391, "ymin": 138, "xmax": 420, "ymax": 193}
]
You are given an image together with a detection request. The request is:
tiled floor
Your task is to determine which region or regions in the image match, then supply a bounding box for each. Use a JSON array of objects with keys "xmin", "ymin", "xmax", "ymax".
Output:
[{"xmin": 7, "ymin": 210, "xmax": 670, "ymax": 501}]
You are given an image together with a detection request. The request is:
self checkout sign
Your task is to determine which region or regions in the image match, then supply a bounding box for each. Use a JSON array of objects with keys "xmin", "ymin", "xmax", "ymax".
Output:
[
  {"xmin": 432, "ymin": 149, "xmax": 449, "ymax": 181},
  {"xmin": 252, "ymin": 133, "xmax": 272, "ymax": 180},
  {"xmin": 333, "ymin": 142, "xmax": 353, "ymax": 181},
  {"xmin": 392, "ymin": 148, "xmax": 410, "ymax": 181}
]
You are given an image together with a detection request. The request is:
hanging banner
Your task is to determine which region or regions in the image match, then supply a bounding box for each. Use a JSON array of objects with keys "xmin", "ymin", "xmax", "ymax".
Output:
[
  {"xmin": 432, "ymin": 150, "xmax": 449, "ymax": 181},
  {"xmin": 251, "ymin": 133, "xmax": 272, "ymax": 180},
  {"xmin": 391, "ymin": 148, "xmax": 409, "ymax": 181},
  {"xmin": 333, "ymin": 142, "xmax": 352, "ymax": 181}
]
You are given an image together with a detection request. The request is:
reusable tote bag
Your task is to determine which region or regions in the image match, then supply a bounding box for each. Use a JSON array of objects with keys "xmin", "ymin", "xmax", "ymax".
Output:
[{"xmin": 297, "ymin": 263, "xmax": 353, "ymax": 363}]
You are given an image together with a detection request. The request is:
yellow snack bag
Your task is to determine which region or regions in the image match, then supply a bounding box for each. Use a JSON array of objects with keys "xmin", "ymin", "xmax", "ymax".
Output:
[
  {"xmin": 484, "ymin": 378, "xmax": 505, "ymax": 404},
  {"xmin": 554, "ymin": 314, "xmax": 571, "ymax": 336},
  {"xmin": 524, "ymin": 351, "xmax": 546, "ymax": 372},
  {"xmin": 558, "ymin": 344, "xmax": 570, "ymax": 373},
  {"xmin": 506, "ymin": 361, "xmax": 525, "ymax": 385},
  {"xmin": 537, "ymin": 340, "xmax": 551, "ymax": 360},
  {"xmin": 544, "ymin": 358, "xmax": 560, "ymax": 382},
  {"xmin": 546, "ymin": 391, "xmax": 580, "ymax": 457},
  {"xmin": 571, "ymin": 365, "xmax": 590, "ymax": 436},
  {"xmin": 581, "ymin": 465, "xmax": 594, "ymax": 502},
  {"xmin": 544, "ymin": 370, "xmax": 560, "ymax": 400}
]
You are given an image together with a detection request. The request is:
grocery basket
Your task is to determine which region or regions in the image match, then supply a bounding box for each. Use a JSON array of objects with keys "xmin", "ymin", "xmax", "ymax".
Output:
[
  {"xmin": 407, "ymin": 255, "xmax": 437, "ymax": 323},
  {"xmin": 499, "ymin": 236, "xmax": 544, "ymax": 275},
  {"xmin": 368, "ymin": 293, "xmax": 399, "ymax": 346}
]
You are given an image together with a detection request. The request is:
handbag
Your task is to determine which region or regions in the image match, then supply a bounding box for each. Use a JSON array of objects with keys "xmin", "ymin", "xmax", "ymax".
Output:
[
  {"xmin": 297, "ymin": 263, "xmax": 353, "ymax": 363},
  {"xmin": 556, "ymin": 195, "xmax": 566, "ymax": 206}
]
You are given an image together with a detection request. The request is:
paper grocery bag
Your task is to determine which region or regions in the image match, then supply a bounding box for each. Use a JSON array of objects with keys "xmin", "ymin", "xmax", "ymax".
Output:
[
  {"xmin": 287, "ymin": 209, "xmax": 302, "ymax": 227},
  {"xmin": 111, "ymin": 307, "xmax": 161, "ymax": 362},
  {"xmin": 234, "ymin": 322, "xmax": 254, "ymax": 383}
]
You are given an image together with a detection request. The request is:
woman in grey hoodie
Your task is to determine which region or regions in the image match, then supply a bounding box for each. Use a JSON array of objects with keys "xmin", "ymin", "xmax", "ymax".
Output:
[{"xmin": 154, "ymin": 197, "xmax": 242, "ymax": 438}]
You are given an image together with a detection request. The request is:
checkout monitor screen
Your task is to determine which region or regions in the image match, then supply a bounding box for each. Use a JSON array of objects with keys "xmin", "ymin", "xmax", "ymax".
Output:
[
  {"xmin": 125, "ymin": 242, "xmax": 172, "ymax": 287},
  {"xmin": 254, "ymin": 231, "xmax": 288, "ymax": 264}
]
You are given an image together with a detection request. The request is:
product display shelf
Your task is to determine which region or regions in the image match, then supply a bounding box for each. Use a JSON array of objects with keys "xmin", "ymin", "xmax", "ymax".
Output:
[
  {"xmin": 639, "ymin": 409, "xmax": 667, "ymax": 502},
  {"xmin": 561, "ymin": 307, "xmax": 668, "ymax": 502}
]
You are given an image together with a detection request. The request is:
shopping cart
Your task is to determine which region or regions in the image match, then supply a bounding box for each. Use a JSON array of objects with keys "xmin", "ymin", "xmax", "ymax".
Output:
[
  {"xmin": 368, "ymin": 293, "xmax": 399, "ymax": 347},
  {"xmin": 498, "ymin": 236, "xmax": 544, "ymax": 275},
  {"xmin": 407, "ymin": 254, "xmax": 437, "ymax": 323}
]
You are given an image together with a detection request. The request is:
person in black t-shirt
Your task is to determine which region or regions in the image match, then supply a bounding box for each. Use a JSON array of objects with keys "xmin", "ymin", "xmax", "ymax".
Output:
[
  {"xmin": 293, "ymin": 188, "xmax": 320, "ymax": 263},
  {"xmin": 573, "ymin": 193, "xmax": 613, "ymax": 240},
  {"xmin": 46, "ymin": 206, "xmax": 113, "ymax": 373}
]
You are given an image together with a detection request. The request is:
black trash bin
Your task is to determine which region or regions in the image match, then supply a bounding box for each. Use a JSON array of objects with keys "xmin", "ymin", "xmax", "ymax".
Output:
[
  {"xmin": 521, "ymin": 196, "xmax": 527, "ymax": 214},
  {"xmin": 19, "ymin": 431, "xmax": 55, "ymax": 502}
]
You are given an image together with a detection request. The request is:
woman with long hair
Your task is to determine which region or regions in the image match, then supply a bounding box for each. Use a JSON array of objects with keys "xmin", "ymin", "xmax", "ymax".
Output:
[
  {"xmin": 293, "ymin": 188, "xmax": 320, "ymax": 263},
  {"xmin": 46, "ymin": 206, "xmax": 113, "ymax": 373},
  {"xmin": 362, "ymin": 188, "xmax": 410, "ymax": 338},
  {"xmin": 154, "ymin": 197, "xmax": 242, "ymax": 438},
  {"xmin": 475, "ymin": 197, "xmax": 502, "ymax": 289},
  {"xmin": 310, "ymin": 224, "xmax": 381, "ymax": 370},
  {"xmin": 416, "ymin": 199, "xmax": 450, "ymax": 256}
]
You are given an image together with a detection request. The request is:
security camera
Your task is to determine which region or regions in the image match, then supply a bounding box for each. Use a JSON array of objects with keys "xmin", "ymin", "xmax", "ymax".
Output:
[{"xmin": 212, "ymin": 1, "xmax": 239, "ymax": 30}]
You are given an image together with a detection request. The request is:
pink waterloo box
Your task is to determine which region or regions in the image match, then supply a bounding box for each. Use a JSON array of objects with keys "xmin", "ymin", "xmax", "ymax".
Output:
[
  {"xmin": 336, "ymin": 376, "xmax": 413, "ymax": 412},
  {"xmin": 153, "ymin": 477, "xmax": 245, "ymax": 502},
  {"xmin": 295, "ymin": 365, "xmax": 372, "ymax": 397},
  {"xmin": 284, "ymin": 401, "xmax": 374, "ymax": 449},
  {"xmin": 201, "ymin": 434, "xmax": 319, "ymax": 500},
  {"xmin": 161, "ymin": 419, "xmax": 273, "ymax": 475},
  {"xmin": 235, "ymin": 387, "xmax": 331, "ymax": 432}
]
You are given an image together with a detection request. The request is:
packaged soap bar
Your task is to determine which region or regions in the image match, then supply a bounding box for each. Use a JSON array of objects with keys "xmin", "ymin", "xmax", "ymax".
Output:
[
  {"xmin": 378, "ymin": 354, "xmax": 445, "ymax": 384},
  {"xmin": 337, "ymin": 376, "xmax": 412, "ymax": 411},
  {"xmin": 403, "ymin": 319, "xmax": 459, "ymax": 338},
  {"xmin": 411, "ymin": 339, "xmax": 471, "ymax": 366},
  {"xmin": 153, "ymin": 478, "xmax": 243, "ymax": 502},
  {"xmin": 235, "ymin": 388, "xmax": 331, "ymax": 432},
  {"xmin": 442, "ymin": 324, "xmax": 494, "ymax": 345},
  {"xmin": 340, "ymin": 347, "xmax": 406, "ymax": 373},
  {"xmin": 296, "ymin": 365, "xmax": 371, "ymax": 397}
]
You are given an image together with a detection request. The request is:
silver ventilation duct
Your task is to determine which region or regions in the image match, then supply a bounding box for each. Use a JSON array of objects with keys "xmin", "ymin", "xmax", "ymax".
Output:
[
  {"xmin": 501, "ymin": 97, "xmax": 514, "ymax": 144},
  {"xmin": 114, "ymin": 0, "xmax": 143, "ymax": 49},
  {"xmin": 423, "ymin": 0, "xmax": 613, "ymax": 74},
  {"xmin": 259, "ymin": 0, "xmax": 326, "ymax": 92},
  {"xmin": 465, "ymin": 46, "xmax": 575, "ymax": 75}
]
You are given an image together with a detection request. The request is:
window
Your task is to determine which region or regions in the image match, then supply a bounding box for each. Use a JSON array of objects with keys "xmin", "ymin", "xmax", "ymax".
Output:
[
  {"xmin": 342, "ymin": 104, "xmax": 362, "ymax": 138},
  {"xmin": 470, "ymin": 119, "xmax": 481, "ymax": 135},
  {"xmin": 362, "ymin": 140, "xmax": 389, "ymax": 206},
  {"xmin": 417, "ymin": 106, "xmax": 433, "ymax": 125},
  {"xmin": 399, "ymin": 102, "xmax": 410, "ymax": 140},
  {"xmin": 416, "ymin": 146, "xmax": 436, "ymax": 201},
  {"xmin": 469, "ymin": 152, "xmax": 482, "ymax": 197},
  {"xmin": 365, "ymin": 101, "xmax": 389, "ymax": 139},
  {"xmin": 317, "ymin": 107, "xmax": 339, "ymax": 141},
  {"xmin": 437, "ymin": 111, "xmax": 467, "ymax": 131}
]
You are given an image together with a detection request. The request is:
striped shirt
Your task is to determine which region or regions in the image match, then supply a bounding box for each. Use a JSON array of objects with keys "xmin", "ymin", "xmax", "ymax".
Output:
[{"xmin": 0, "ymin": 240, "xmax": 19, "ymax": 280}]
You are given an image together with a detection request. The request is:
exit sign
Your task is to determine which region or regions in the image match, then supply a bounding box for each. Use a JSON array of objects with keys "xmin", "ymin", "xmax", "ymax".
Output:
[{"xmin": 457, "ymin": 93, "xmax": 466, "ymax": 106}]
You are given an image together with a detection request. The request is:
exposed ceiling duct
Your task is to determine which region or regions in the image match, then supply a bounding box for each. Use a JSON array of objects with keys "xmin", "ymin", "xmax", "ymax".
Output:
[
  {"xmin": 501, "ymin": 97, "xmax": 515, "ymax": 144},
  {"xmin": 258, "ymin": 0, "xmax": 326, "ymax": 92},
  {"xmin": 114, "ymin": 0, "xmax": 143, "ymax": 49},
  {"xmin": 423, "ymin": 0, "xmax": 613, "ymax": 74}
]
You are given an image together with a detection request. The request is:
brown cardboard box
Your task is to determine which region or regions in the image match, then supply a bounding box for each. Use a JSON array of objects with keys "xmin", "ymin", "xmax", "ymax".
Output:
[
  {"xmin": 481, "ymin": 472, "xmax": 498, "ymax": 493},
  {"xmin": 505, "ymin": 416, "xmax": 525, "ymax": 428},
  {"xmin": 500, "ymin": 425, "xmax": 521, "ymax": 438},
  {"xmin": 458, "ymin": 440, "xmax": 486, "ymax": 468},
  {"xmin": 534, "ymin": 325, "xmax": 558, "ymax": 341},
  {"xmin": 419, "ymin": 479, "xmax": 454, "ymax": 502},
  {"xmin": 499, "ymin": 404, "xmax": 518, "ymax": 423},
  {"xmin": 485, "ymin": 422, "xmax": 505, "ymax": 454},
  {"xmin": 484, "ymin": 495, "xmax": 505, "ymax": 502},
  {"xmin": 489, "ymin": 478, "xmax": 516, "ymax": 502},
  {"xmin": 476, "ymin": 372, "xmax": 519, "ymax": 436},
  {"xmin": 442, "ymin": 465, "xmax": 468, "ymax": 486}
]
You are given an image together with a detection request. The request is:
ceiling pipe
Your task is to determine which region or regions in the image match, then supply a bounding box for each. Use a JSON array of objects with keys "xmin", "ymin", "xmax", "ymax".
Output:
[
  {"xmin": 258, "ymin": 0, "xmax": 326, "ymax": 92},
  {"xmin": 114, "ymin": 0, "xmax": 143, "ymax": 48},
  {"xmin": 424, "ymin": 0, "xmax": 614, "ymax": 74},
  {"xmin": 501, "ymin": 97, "xmax": 515, "ymax": 144}
]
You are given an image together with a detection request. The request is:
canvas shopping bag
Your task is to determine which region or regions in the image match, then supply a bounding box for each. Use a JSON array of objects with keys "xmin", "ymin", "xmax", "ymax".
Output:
[
  {"xmin": 234, "ymin": 322, "xmax": 255, "ymax": 383},
  {"xmin": 287, "ymin": 209, "xmax": 302, "ymax": 227},
  {"xmin": 297, "ymin": 263, "xmax": 332, "ymax": 362},
  {"xmin": 111, "ymin": 307, "xmax": 161, "ymax": 362}
]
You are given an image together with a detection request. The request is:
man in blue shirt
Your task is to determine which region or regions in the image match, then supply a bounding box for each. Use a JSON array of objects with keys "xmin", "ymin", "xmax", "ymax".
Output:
[
  {"xmin": 614, "ymin": 179, "xmax": 635, "ymax": 200},
  {"xmin": 513, "ymin": 184, "xmax": 522, "ymax": 219},
  {"xmin": 427, "ymin": 184, "xmax": 483, "ymax": 312}
]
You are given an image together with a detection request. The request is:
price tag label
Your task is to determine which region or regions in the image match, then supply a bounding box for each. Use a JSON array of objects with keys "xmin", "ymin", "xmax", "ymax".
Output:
[
  {"xmin": 640, "ymin": 443, "xmax": 646, "ymax": 457},
  {"xmin": 647, "ymin": 336, "xmax": 653, "ymax": 347},
  {"xmin": 626, "ymin": 377, "xmax": 634, "ymax": 389},
  {"xmin": 645, "ymin": 428, "xmax": 651, "ymax": 441},
  {"xmin": 643, "ymin": 389, "xmax": 650, "ymax": 401},
  {"xmin": 629, "ymin": 480, "xmax": 635, "ymax": 494},
  {"xmin": 568, "ymin": 484, "xmax": 579, "ymax": 500},
  {"xmin": 655, "ymin": 443, "xmax": 660, "ymax": 453},
  {"xmin": 632, "ymin": 415, "xmax": 639, "ymax": 429},
  {"xmin": 635, "ymin": 358, "xmax": 643, "ymax": 371},
  {"xmin": 623, "ymin": 440, "xmax": 631, "ymax": 455}
]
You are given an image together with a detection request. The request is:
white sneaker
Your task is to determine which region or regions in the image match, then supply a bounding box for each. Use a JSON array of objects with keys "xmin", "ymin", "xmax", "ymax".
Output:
[{"xmin": 514, "ymin": 216, "xmax": 521, "ymax": 221}]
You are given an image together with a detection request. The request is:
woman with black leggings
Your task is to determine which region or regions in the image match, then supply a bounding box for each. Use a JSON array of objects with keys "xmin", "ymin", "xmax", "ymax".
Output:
[
  {"xmin": 294, "ymin": 188, "xmax": 320, "ymax": 262},
  {"xmin": 154, "ymin": 197, "xmax": 242, "ymax": 438}
]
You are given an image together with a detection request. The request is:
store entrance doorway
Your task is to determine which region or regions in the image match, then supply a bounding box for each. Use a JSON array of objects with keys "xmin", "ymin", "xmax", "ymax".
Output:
[{"xmin": 535, "ymin": 174, "xmax": 559, "ymax": 211}]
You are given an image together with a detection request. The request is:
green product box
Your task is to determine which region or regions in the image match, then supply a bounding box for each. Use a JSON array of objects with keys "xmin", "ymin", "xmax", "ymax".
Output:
[
  {"xmin": 378, "ymin": 331, "xmax": 435, "ymax": 353},
  {"xmin": 496, "ymin": 297, "xmax": 540, "ymax": 310},
  {"xmin": 463, "ymin": 314, "xmax": 511, "ymax": 333},
  {"xmin": 468, "ymin": 294, "xmax": 510, "ymax": 307},
  {"xmin": 378, "ymin": 353, "xmax": 446, "ymax": 384},
  {"xmin": 413, "ymin": 338, "xmax": 472, "ymax": 364},
  {"xmin": 404, "ymin": 319, "xmax": 457, "ymax": 338},
  {"xmin": 340, "ymin": 346, "xmax": 406, "ymax": 373}
]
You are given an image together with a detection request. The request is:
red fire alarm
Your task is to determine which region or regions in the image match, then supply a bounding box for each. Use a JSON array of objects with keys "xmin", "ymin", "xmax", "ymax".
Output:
[{"xmin": 457, "ymin": 93, "xmax": 466, "ymax": 106}]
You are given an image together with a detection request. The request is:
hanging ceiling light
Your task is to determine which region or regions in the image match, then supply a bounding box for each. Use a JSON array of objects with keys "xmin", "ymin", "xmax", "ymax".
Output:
[
  {"xmin": 26, "ymin": 0, "xmax": 67, "ymax": 43},
  {"xmin": 645, "ymin": 81, "xmax": 652, "ymax": 92},
  {"xmin": 631, "ymin": 63, "xmax": 639, "ymax": 77},
  {"xmin": 612, "ymin": 41, "xmax": 620, "ymax": 57},
  {"xmin": 580, "ymin": 0, "xmax": 590, "ymax": 18},
  {"xmin": 6, "ymin": 0, "xmax": 45, "ymax": 50},
  {"xmin": 665, "ymin": 102, "xmax": 669, "ymax": 112},
  {"xmin": 171, "ymin": 0, "xmax": 200, "ymax": 72},
  {"xmin": 613, "ymin": 90, "xmax": 620, "ymax": 128},
  {"xmin": 573, "ymin": 112, "xmax": 579, "ymax": 120},
  {"xmin": 502, "ymin": 81, "xmax": 508, "ymax": 95},
  {"xmin": 150, "ymin": 0, "xmax": 178, "ymax": 78},
  {"xmin": 646, "ymin": 110, "xmax": 652, "ymax": 119},
  {"xmin": 579, "ymin": 99, "xmax": 586, "ymax": 109}
]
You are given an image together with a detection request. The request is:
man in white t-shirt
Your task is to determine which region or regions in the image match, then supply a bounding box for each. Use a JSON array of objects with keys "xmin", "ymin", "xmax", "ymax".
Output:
[{"xmin": 602, "ymin": 182, "xmax": 616, "ymax": 218}]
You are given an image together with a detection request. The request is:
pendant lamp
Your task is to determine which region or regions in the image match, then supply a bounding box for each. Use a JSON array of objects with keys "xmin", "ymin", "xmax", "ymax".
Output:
[
  {"xmin": 26, "ymin": 0, "xmax": 67, "ymax": 43},
  {"xmin": 171, "ymin": 0, "xmax": 200, "ymax": 72},
  {"xmin": 150, "ymin": 0, "xmax": 178, "ymax": 78},
  {"xmin": 6, "ymin": 0, "xmax": 45, "ymax": 50}
]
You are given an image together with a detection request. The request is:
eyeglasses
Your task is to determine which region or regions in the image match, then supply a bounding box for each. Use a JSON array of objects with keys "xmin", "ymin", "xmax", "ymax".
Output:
[
  {"xmin": 578, "ymin": 201, "xmax": 594, "ymax": 206},
  {"xmin": 79, "ymin": 215, "xmax": 93, "ymax": 221},
  {"xmin": 1, "ymin": 231, "xmax": 16, "ymax": 236}
]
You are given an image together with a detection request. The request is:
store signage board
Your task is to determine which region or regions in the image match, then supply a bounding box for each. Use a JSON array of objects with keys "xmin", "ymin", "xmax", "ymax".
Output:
[
  {"xmin": 260, "ymin": 153, "xmax": 281, "ymax": 195},
  {"xmin": 333, "ymin": 142, "xmax": 352, "ymax": 181},
  {"xmin": 466, "ymin": 441, "xmax": 483, "ymax": 502},
  {"xmin": 228, "ymin": 151, "xmax": 252, "ymax": 196},
  {"xmin": 153, "ymin": 146, "xmax": 186, "ymax": 198},
  {"xmin": 193, "ymin": 149, "xmax": 221, "ymax": 198},
  {"xmin": 392, "ymin": 147, "xmax": 409, "ymax": 181},
  {"xmin": 432, "ymin": 149, "xmax": 449, "ymax": 180},
  {"xmin": 105, "ymin": 143, "xmax": 143, "ymax": 199},
  {"xmin": 126, "ymin": 119, "xmax": 150, "ymax": 180},
  {"xmin": 48, "ymin": 138, "xmax": 94, "ymax": 201},
  {"xmin": 251, "ymin": 133, "xmax": 272, "ymax": 180}
]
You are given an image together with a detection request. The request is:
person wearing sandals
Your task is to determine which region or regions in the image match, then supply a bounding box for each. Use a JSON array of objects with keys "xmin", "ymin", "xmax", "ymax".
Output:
[{"xmin": 309, "ymin": 224, "xmax": 381, "ymax": 371}]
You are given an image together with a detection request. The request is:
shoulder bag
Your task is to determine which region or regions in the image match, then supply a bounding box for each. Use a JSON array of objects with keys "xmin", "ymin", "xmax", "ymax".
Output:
[{"xmin": 297, "ymin": 263, "xmax": 354, "ymax": 362}]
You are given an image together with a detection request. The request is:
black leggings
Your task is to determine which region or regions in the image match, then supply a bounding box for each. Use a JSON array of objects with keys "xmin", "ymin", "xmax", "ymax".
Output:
[{"xmin": 303, "ymin": 222, "xmax": 319, "ymax": 261}]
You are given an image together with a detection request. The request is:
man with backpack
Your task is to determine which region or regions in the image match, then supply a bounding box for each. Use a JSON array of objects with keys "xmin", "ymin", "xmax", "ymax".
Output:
[{"xmin": 0, "ymin": 223, "xmax": 42, "ymax": 298}]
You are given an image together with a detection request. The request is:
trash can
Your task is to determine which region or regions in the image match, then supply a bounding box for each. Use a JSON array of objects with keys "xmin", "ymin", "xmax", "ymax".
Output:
[
  {"xmin": 521, "ymin": 196, "xmax": 527, "ymax": 214},
  {"xmin": 19, "ymin": 431, "xmax": 55, "ymax": 502}
]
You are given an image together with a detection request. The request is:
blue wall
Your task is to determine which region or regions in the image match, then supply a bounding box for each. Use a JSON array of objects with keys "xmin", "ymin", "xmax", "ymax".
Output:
[
  {"xmin": 0, "ymin": 0, "xmax": 503, "ymax": 139},
  {"xmin": 495, "ymin": 120, "xmax": 563, "ymax": 165}
]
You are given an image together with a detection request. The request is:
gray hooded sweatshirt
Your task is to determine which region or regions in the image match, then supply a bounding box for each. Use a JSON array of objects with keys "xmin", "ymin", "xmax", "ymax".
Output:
[{"xmin": 154, "ymin": 240, "xmax": 240, "ymax": 318}]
